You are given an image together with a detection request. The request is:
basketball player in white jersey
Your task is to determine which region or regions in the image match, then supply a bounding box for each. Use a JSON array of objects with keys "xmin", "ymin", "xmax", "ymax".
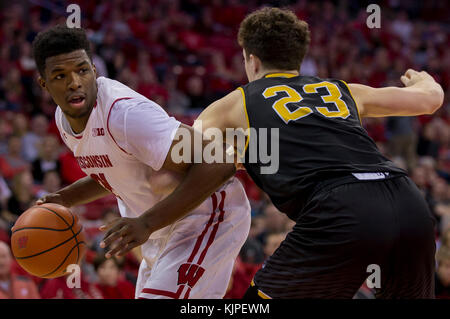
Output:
[{"xmin": 32, "ymin": 25, "xmax": 250, "ymax": 299}]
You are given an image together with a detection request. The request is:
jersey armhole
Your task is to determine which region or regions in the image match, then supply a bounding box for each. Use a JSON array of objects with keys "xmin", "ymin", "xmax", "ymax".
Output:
[
  {"xmin": 340, "ymin": 80, "xmax": 362, "ymax": 125},
  {"xmin": 106, "ymin": 97, "xmax": 134, "ymax": 156},
  {"xmin": 237, "ymin": 87, "xmax": 250, "ymax": 155}
]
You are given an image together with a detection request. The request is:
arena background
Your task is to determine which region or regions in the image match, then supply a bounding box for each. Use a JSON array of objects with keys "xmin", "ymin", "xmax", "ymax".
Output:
[{"xmin": 0, "ymin": 0, "xmax": 449, "ymax": 299}]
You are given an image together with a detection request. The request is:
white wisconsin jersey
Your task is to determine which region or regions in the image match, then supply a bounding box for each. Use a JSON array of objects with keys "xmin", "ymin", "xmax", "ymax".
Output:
[{"xmin": 55, "ymin": 76, "xmax": 209, "ymax": 238}]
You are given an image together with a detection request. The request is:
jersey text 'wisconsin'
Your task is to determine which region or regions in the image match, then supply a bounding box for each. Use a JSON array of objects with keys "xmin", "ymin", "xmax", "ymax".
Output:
[{"xmin": 76, "ymin": 154, "xmax": 113, "ymax": 169}]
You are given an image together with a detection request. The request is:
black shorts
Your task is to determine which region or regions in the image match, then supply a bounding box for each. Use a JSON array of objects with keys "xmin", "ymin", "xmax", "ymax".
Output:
[{"xmin": 248, "ymin": 175, "xmax": 436, "ymax": 299}]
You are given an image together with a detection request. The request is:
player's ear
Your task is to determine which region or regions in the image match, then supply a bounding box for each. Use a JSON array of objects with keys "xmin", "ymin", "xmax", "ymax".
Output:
[
  {"xmin": 249, "ymin": 54, "xmax": 261, "ymax": 74},
  {"xmin": 38, "ymin": 76, "xmax": 48, "ymax": 92},
  {"xmin": 92, "ymin": 63, "xmax": 97, "ymax": 78}
]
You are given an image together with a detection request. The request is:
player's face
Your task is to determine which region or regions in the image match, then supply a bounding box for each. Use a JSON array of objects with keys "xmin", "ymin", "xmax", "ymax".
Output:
[{"xmin": 39, "ymin": 49, "xmax": 97, "ymax": 121}]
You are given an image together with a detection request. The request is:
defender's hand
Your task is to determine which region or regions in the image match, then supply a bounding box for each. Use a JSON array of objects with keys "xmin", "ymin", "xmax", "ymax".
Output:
[
  {"xmin": 36, "ymin": 193, "xmax": 68, "ymax": 207},
  {"xmin": 99, "ymin": 216, "xmax": 150, "ymax": 258},
  {"xmin": 400, "ymin": 69, "xmax": 435, "ymax": 87}
]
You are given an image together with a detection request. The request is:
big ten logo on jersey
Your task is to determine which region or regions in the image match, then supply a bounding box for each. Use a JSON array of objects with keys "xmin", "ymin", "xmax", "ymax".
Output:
[
  {"xmin": 90, "ymin": 173, "xmax": 122, "ymax": 200},
  {"xmin": 177, "ymin": 263, "xmax": 205, "ymax": 288},
  {"xmin": 92, "ymin": 127, "xmax": 105, "ymax": 137}
]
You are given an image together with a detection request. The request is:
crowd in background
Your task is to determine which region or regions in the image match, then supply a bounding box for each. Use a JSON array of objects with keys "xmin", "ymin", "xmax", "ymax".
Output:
[{"xmin": 0, "ymin": 0, "xmax": 449, "ymax": 299}]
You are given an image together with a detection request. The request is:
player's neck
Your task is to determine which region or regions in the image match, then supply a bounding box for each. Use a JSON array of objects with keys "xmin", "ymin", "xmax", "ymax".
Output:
[
  {"xmin": 255, "ymin": 69, "xmax": 300, "ymax": 80},
  {"xmin": 65, "ymin": 106, "xmax": 94, "ymax": 134}
]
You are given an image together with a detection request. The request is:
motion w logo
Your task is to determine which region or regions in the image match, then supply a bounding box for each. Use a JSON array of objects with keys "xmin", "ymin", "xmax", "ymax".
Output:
[{"xmin": 177, "ymin": 263, "xmax": 205, "ymax": 288}]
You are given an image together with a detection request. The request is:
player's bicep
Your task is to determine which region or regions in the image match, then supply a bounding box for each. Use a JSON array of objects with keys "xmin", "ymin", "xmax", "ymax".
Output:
[
  {"xmin": 161, "ymin": 123, "xmax": 232, "ymax": 174},
  {"xmin": 161, "ymin": 124, "xmax": 196, "ymax": 175},
  {"xmin": 349, "ymin": 83, "xmax": 437, "ymax": 118},
  {"xmin": 196, "ymin": 89, "xmax": 249, "ymax": 159}
]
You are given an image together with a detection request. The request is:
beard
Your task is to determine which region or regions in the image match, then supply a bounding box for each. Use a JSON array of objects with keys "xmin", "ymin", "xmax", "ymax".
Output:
[{"xmin": 62, "ymin": 99, "xmax": 93, "ymax": 119}]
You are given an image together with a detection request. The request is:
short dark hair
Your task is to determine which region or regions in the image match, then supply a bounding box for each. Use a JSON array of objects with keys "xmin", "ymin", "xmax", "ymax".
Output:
[
  {"xmin": 32, "ymin": 25, "xmax": 92, "ymax": 76},
  {"xmin": 238, "ymin": 7, "xmax": 311, "ymax": 71}
]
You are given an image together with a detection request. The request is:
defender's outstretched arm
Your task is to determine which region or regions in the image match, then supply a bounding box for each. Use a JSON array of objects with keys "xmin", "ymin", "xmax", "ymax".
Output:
[{"xmin": 348, "ymin": 69, "xmax": 444, "ymax": 118}]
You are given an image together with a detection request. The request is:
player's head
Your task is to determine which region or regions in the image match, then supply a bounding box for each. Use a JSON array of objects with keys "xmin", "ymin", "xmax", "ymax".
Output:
[
  {"xmin": 238, "ymin": 7, "xmax": 310, "ymax": 82},
  {"xmin": 32, "ymin": 25, "xmax": 97, "ymax": 120}
]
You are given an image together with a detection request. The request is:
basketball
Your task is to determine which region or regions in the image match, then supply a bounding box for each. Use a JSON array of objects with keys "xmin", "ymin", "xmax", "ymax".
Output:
[{"xmin": 10, "ymin": 203, "xmax": 86, "ymax": 279}]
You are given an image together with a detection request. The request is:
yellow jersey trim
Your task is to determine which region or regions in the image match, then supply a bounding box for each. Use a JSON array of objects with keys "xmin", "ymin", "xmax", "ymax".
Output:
[
  {"xmin": 340, "ymin": 80, "xmax": 362, "ymax": 125},
  {"xmin": 237, "ymin": 87, "xmax": 250, "ymax": 155},
  {"xmin": 250, "ymin": 279, "xmax": 272, "ymax": 299},
  {"xmin": 265, "ymin": 72, "xmax": 298, "ymax": 78}
]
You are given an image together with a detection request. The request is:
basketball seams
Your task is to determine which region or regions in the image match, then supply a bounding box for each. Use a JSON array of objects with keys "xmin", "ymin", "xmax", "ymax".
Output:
[
  {"xmin": 37, "ymin": 206, "xmax": 75, "ymax": 228},
  {"xmin": 40, "ymin": 241, "xmax": 87, "ymax": 278},
  {"xmin": 11, "ymin": 206, "xmax": 75, "ymax": 233},
  {"xmin": 38, "ymin": 206, "xmax": 82, "ymax": 266},
  {"xmin": 12, "ymin": 225, "xmax": 72, "ymax": 233},
  {"xmin": 15, "ymin": 226, "xmax": 84, "ymax": 260}
]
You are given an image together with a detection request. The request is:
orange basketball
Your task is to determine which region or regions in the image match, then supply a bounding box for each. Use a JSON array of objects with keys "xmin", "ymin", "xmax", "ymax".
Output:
[{"xmin": 10, "ymin": 203, "xmax": 86, "ymax": 278}]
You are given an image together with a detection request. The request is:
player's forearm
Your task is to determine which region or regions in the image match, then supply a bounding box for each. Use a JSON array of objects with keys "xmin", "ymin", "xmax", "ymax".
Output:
[
  {"xmin": 407, "ymin": 79, "xmax": 444, "ymax": 113},
  {"xmin": 351, "ymin": 83, "xmax": 444, "ymax": 118},
  {"xmin": 139, "ymin": 162, "xmax": 236, "ymax": 233},
  {"xmin": 56, "ymin": 176, "xmax": 111, "ymax": 207}
]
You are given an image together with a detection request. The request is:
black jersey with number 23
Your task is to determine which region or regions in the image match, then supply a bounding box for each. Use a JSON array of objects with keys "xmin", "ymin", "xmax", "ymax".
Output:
[{"xmin": 240, "ymin": 73, "xmax": 406, "ymax": 220}]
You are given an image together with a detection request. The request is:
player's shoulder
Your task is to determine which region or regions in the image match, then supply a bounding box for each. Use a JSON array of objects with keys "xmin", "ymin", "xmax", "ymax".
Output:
[
  {"xmin": 244, "ymin": 74, "xmax": 343, "ymax": 90},
  {"xmin": 107, "ymin": 95, "xmax": 172, "ymax": 137},
  {"xmin": 109, "ymin": 95, "xmax": 167, "ymax": 118},
  {"xmin": 205, "ymin": 89, "xmax": 243, "ymax": 115},
  {"xmin": 96, "ymin": 76, "xmax": 120, "ymax": 88}
]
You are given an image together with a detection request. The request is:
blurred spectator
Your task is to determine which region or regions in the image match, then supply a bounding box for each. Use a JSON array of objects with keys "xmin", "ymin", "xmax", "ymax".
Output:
[
  {"xmin": 0, "ymin": 175, "xmax": 12, "ymax": 232},
  {"xmin": 0, "ymin": 119, "xmax": 10, "ymax": 156},
  {"xmin": 417, "ymin": 119, "xmax": 445, "ymax": 159},
  {"xmin": 35, "ymin": 171, "xmax": 61, "ymax": 200},
  {"xmin": 439, "ymin": 228, "xmax": 450, "ymax": 250},
  {"xmin": 4, "ymin": 170, "xmax": 36, "ymax": 223},
  {"xmin": 90, "ymin": 207, "xmax": 121, "ymax": 252},
  {"xmin": 239, "ymin": 216, "xmax": 265, "ymax": 264},
  {"xmin": 435, "ymin": 245, "xmax": 450, "ymax": 299},
  {"xmin": 263, "ymin": 231, "xmax": 287, "ymax": 260},
  {"xmin": 165, "ymin": 75, "xmax": 190, "ymax": 115},
  {"xmin": 31, "ymin": 135, "xmax": 61, "ymax": 184},
  {"xmin": 22, "ymin": 114, "xmax": 49, "ymax": 162},
  {"xmin": 224, "ymin": 256, "xmax": 259, "ymax": 299},
  {"xmin": 185, "ymin": 75, "xmax": 212, "ymax": 111},
  {"xmin": 429, "ymin": 177, "xmax": 450, "ymax": 233},
  {"xmin": 58, "ymin": 148, "xmax": 86, "ymax": 185},
  {"xmin": 0, "ymin": 135, "xmax": 30, "ymax": 181},
  {"xmin": 11, "ymin": 113, "xmax": 28, "ymax": 138},
  {"xmin": 0, "ymin": 241, "xmax": 40, "ymax": 299},
  {"xmin": 386, "ymin": 117, "xmax": 417, "ymax": 171},
  {"xmin": 39, "ymin": 270, "xmax": 103, "ymax": 299},
  {"xmin": 411, "ymin": 165, "xmax": 430, "ymax": 195},
  {"xmin": 1, "ymin": 69, "xmax": 25, "ymax": 112},
  {"xmin": 93, "ymin": 254, "xmax": 135, "ymax": 299}
]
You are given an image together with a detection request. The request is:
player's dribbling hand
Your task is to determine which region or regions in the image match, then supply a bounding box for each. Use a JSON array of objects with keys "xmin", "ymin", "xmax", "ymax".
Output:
[
  {"xmin": 99, "ymin": 216, "xmax": 151, "ymax": 258},
  {"xmin": 400, "ymin": 69, "xmax": 435, "ymax": 87},
  {"xmin": 36, "ymin": 193, "xmax": 68, "ymax": 207}
]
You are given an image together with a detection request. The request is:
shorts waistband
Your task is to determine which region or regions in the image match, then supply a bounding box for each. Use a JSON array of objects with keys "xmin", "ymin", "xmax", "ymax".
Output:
[{"xmin": 309, "ymin": 172, "xmax": 406, "ymax": 200}]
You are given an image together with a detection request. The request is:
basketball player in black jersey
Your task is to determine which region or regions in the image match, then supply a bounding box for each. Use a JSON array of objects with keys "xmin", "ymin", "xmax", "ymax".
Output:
[
  {"xmin": 196, "ymin": 8, "xmax": 443, "ymax": 299},
  {"xmin": 102, "ymin": 7, "xmax": 443, "ymax": 298}
]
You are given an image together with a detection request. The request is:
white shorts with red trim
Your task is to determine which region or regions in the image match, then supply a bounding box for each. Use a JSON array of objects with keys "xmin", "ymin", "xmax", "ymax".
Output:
[{"xmin": 136, "ymin": 178, "xmax": 251, "ymax": 299}]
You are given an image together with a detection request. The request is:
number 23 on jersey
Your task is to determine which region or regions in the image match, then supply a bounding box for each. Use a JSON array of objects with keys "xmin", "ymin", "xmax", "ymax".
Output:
[{"xmin": 262, "ymin": 81, "xmax": 351, "ymax": 124}]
